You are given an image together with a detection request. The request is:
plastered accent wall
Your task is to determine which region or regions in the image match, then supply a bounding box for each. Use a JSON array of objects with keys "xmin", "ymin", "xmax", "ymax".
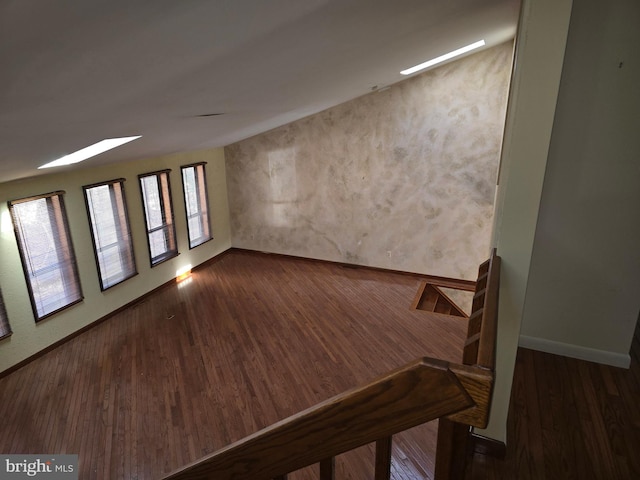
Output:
[{"xmin": 225, "ymin": 43, "xmax": 512, "ymax": 280}]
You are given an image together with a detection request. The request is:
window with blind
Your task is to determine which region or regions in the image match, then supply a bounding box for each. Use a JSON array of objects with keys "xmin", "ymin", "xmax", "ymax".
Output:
[
  {"xmin": 181, "ymin": 163, "xmax": 212, "ymax": 249},
  {"xmin": 9, "ymin": 192, "xmax": 83, "ymax": 321},
  {"xmin": 139, "ymin": 170, "xmax": 178, "ymax": 266},
  {"xmin": 83, "ymin": 179, "xmax": 137, "ymax": 290},
  {"xmin": 0, "ymin": 287, "xmax": 11, "ymax": 339}
]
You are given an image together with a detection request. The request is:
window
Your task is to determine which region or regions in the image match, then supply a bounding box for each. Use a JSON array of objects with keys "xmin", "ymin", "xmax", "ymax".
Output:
[
  {"xmin": 181, "ymin": 163, "xmax": 212, "ymax": 248},
  {"xmin": 83, "ymin": 179, "xmax": 137, "ymax": 290},
  {"xmin": 0, "ymin": 287, "xmax": 11, "ymax": 339},
  {"xmin": 139, "ymin": 170, "xmax": 178, "ymax": 266},
  {"xmin": 9, "ymin": 192, "xmax": 83, "ymax": 321}
]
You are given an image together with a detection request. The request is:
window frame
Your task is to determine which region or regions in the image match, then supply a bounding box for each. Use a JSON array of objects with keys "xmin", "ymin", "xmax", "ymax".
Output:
[
  {"xmin": 8, "ymin": 191, "xmax": 84, "ymax": 322},
  {"xmin": 83, "ymin": 178, "xmax": 138, "ymax": 291},
  {"xmin": 180, "ymin": 162, "xmax": 213, "ymax": 249},
  {"xmin": 138, "ymin": 170, "xmax": 179, "ymax": 267},
  {"xmin": 0, "ymin": 287, "xmax": 11, "ymax": 340}
]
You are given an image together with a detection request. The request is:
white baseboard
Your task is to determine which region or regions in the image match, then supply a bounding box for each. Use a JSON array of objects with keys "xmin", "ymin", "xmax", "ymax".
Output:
[{"xmin": 518, "ymin": 335, "xmax": 631, "ymax": 368}]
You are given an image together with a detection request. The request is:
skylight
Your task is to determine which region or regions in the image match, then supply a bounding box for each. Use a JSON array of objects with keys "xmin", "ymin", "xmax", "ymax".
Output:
[
  {"xmin": 400, "ymin": 40, "xmax": 486, "ymax": 75},
  {"xmin": 39, "ymin": 136, "xmax": 142, "ymax": 169}
]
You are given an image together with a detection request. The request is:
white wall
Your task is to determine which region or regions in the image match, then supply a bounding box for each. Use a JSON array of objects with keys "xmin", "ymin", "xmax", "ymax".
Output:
[
  {"xmin": 482, "ymin": 0, "xmax": 574, "ymax": 442},
  {"xmin": 0, "ymin": 148, "xmax": 231, "ymax": 373},
  {"xmin": 225, "ymin": 44, "xmax": 513, "ymax": 281},
  {"xmin": 519, "ymin": 0, "xmax": 640, "ymax": 368}
]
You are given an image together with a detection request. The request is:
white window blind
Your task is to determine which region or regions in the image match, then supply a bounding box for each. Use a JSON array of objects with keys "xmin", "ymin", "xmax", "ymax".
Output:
[
  {"xmin": 181, "ymin": 163, "xmax": 212, "ymax": 249},
  {"xmin": 9, "ymin": 192, "xmax": 83, "ymax": 321},
  {"xmin": 83, "ymin": 179, "xmax": 137, "ymax": 290},
  {"xmin": 0, "ymin": 287, "xmax": 11, "ymax": 339},
  {"xmin": 139, "ymin": 170, "xmax": 178, "ymax": 266}
]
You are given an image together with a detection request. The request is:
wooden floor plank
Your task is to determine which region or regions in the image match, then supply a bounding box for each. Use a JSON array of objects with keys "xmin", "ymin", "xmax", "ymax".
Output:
[
  {"xmin": 0, "ymin": 251, "xmax": 465, "ymax": 479},
  {"xmin": 1, "ymin": 250, "xmax": 638, "ymax": 480},
  {"xmin": 467, "ymin": 318, "xmax": 640, "ymax": 480}
]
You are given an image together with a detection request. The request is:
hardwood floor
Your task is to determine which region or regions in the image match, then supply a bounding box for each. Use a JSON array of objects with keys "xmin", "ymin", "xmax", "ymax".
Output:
[
  {"xmin": 466, "ymin": 319, "xmax": 640, "ymax": 480},
  {"xmin": 1, "ymin": 250, "xmax": 638, "ymax": 479},
  {"xmin": 0, "ymin": 250, "xmax": 468, "ymax": 479}
]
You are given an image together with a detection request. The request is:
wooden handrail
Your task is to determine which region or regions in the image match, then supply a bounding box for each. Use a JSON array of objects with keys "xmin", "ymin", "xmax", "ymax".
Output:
[
  {"xmin": 162, "ymin": 250, "xmax": 501, "ymax": 480},
  {"xmin": 446, "ymin": 248, "xmax": 500, "ymax": 429},
  {"xmin": 162, "ymin": 358, "xmax": 475, "ymax": 480},
  {"xmin": 435, "ymin": 248, "xmax": 500, "ymax": 480},
  {"xmin": 476, "ymin": 249, "xmax": 500, "ymax": 369}
]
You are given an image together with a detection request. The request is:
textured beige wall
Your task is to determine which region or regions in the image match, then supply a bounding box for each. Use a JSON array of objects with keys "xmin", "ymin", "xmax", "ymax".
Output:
[
  {"xmin": 225, "ymin": 43, "xmax": 513, "ymax": 280},
  {"xmin": 0, "ymin": 148, "xmax": 231, "ymax": 372}
]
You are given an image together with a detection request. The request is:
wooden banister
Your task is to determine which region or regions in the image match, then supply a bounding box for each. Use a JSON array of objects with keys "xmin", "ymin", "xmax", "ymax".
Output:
[
  {"xmin": 476, "ymin": 249, "xmax": 500, "ymax": 369},
  {"xmin": 436, "ymin": 248, "xmax": 500, "ymax": 480},
  {"xmin": 319, "ymin": 457, "xmax": 334, "ymax": 480},
  {"xmin": 162, "ymin": 250, "xmax": 501, "ymax": 480},
  {"xmin": 374, "ymin": 436, "xmax": 392, "ymax": 480},
  {"xmin": 162, "ymin": 358, "xmax": 475, "ymax": 480}
]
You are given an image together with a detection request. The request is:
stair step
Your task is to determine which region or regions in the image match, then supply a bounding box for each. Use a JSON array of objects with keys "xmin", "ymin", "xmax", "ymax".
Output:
[
  {"xmin": 418, "ymin": 284, "xmax": 440, "ymax": 311},
  {"xmin": 412, "ymin": 283, "xmax": 468, "ymax": 317},
  {"xmin": 434, "ymin": 296, "xmax": 452, "ymax": 314}
]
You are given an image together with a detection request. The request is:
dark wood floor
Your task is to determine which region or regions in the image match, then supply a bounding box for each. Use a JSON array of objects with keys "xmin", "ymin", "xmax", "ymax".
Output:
[
  {"xmin": 1, "ymin": 250, "xmax": 638, "ymax": 479},
  {"xmin": 467, "ymin": 318, "xmax": 640, "ymax": 480},
  {"xmin": 0, "ymin": 250, "xmax": 468, "ymax": 479}
]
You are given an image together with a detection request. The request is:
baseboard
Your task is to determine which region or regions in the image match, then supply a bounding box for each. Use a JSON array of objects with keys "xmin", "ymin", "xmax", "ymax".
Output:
[
  {"xmin": 230, "ymin": 248, "xmax": 476, "ymax": 291},
  {"xmin": 0, "ymin": 248, "xmax": 233, "ymax": 379},
  {"xmin": 519, "ymin": 335, "xmax": 631, "ymax": 368},
  {"xmin": 469, "ymin": 432, "xmax": 506, "ymax": 459}
]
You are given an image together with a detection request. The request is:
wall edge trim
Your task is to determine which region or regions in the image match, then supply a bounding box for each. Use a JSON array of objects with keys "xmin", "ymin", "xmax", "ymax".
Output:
[
  {"xmin": 519, "ymin": 334, "xmax": 631, "ymax": 368},
  {"xmin": 229, "ymin": 248, "xmax": 476, "ymax": 291}
]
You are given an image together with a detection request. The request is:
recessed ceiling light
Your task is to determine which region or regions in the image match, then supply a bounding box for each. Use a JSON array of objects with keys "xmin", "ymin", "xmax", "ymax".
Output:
[
  {"xmin": 38, "ymin": 136, "xmax": 141, "ymax": 169},
  {"xmin": 400, "ymin": 40, "xmax": 486, "ymax": 76}
]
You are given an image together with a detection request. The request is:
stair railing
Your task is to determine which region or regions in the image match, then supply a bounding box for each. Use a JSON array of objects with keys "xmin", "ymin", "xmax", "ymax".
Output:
[
  {"xmin": 435, "ymin": 248, "xmax": 500, "ymax": 479},
  {"xmin": 162, "ymin": 249, "xmax": 500, "ymax": 480}
]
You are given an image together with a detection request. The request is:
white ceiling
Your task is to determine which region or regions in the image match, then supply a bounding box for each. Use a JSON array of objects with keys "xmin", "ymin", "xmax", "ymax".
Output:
[{"xmin": 0, "ymin": 0, "xmax": 520, "ymax": 183}]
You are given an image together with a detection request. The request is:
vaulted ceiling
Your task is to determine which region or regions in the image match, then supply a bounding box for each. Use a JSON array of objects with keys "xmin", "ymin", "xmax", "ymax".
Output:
[{"xmin": 0, "ymin": 0, "xmax": 520, "ymax": 183}]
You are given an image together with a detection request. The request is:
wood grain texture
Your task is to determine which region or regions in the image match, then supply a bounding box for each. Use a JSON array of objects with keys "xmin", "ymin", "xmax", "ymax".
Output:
[
  {"xmin": 162, "ymin": 251, "xmax": 499, "ymax": 479},
  {"xmin": 435, "ymin": 250, "xmax": 498, "ymax": 479},
  {"xmin": 319, "ymin": 457, "xmax": 335, "ymax": 480},
  {"xmin": 0, "ymin": 250, "xmax": 468, "ymax": 479},
  {"xmin": 374, "ymin": 436, "xmax": 392, "ymax": 480},
  {"xmin": 9, "ymin": 247, "xmax": 628, "ymax": 480},
  {"xmin": 435, "ymin": 419, "xmax": 469, "ymax": 480},
  {"xmin": 461, "ymin": 249, "xmax": 499, "ymax": 371},
  {"xmin": 465, "ymin": 318, "xmax": 640, "ymax": 479},
  {"xmin": 161, "ymin": 359, "xmax": 474, "ymax": 479},
  {"xmin": 446, "ymin": 365, "xmax": 493, "ymax": 428},
  {"xmin": 413, "ymin": 283, "xmax": 468, "ymax": 318}
]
